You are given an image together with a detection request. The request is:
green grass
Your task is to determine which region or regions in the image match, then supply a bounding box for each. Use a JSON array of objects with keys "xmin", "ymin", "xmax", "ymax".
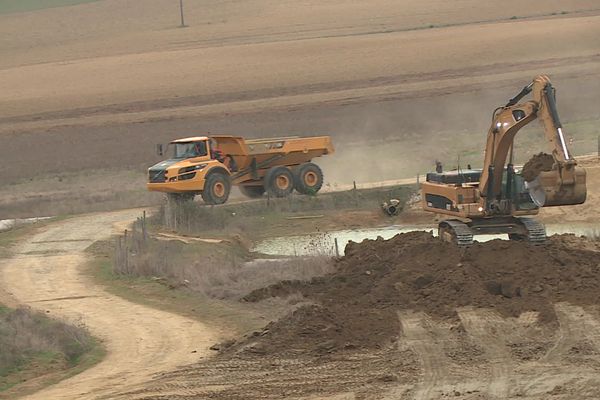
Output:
[
  {"xmin": 0, "ymin": 217, "xmax": 104, "ymax": 397},
  {"xmin": 156, "ymin": 184, "xmax": 415, "ymax": 238},
  {"xmin": 0, "ymin": 217, "xmax": 65, "ymax": 259},
  {"xmin": 0, "ymin": 306, "xmax": 104, "ymax": 396},
  {"xmin": 0, "ymin": 224, "xmax": 36, "ymax": 258},
  {"xmin": 0, "ymin": 0, "xmax": 100, "ymax": 14}
]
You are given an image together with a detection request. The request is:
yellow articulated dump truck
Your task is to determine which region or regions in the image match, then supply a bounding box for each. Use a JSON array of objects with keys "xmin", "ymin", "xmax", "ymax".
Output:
[{"xmin": 147, "ymin": 135, "xmax": 334, "ymax": 205}]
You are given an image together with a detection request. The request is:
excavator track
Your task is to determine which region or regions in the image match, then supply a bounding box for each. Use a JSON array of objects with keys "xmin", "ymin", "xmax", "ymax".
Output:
[
  {"xmin": 439, "ymin": 220, "xmax": 474, "ymax": 246},
  {"xmin": 518, "ymin": 217, "xmax": 547, "ymax": 244}
]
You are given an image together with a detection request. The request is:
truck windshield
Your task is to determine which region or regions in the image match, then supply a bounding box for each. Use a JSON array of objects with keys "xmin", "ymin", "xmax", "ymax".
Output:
[{"xmin": 173, "ymin": 142, "xmax": 207, "ymax": 159}]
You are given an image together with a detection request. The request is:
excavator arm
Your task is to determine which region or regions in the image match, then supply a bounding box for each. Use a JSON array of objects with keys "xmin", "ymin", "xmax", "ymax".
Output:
[{"xmin": 479, "ymin": 75, "xmax": 586, "ymax": 209}]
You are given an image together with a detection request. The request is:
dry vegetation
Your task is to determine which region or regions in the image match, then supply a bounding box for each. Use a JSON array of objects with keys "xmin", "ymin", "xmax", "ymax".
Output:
[
  {"xmin": 110, "ymin": 219, "xmax": 332, "ymax": 302},
  {"xmin": 155, "ymin": 185, "xmax": 413, "ymax": 236},
  {"xmin": 0, "ymin": 305, "xmax": 96, "ymax": 392}
]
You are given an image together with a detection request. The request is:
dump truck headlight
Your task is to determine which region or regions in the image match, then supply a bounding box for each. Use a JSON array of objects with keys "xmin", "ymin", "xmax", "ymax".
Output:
[{"xmin": 178, "ymin": 164, "xmax": 207, "ymax": 174}]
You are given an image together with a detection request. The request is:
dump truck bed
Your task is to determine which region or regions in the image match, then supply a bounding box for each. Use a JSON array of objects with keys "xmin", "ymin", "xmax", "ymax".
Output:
[{"xmin": 212, "ymin": 135, "xmax": 333, "ymax": 175}]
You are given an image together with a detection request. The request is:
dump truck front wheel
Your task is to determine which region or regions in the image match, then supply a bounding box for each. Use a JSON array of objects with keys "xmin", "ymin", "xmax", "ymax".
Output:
[
  {"xmin": 265, "ymin": 166, "xmax": 294, "ymax": 197},
  {"xmin": 239, "ymin": 185, "xmax": 265, "ymax": 198},
  {"xmin": 294, "ymin": 162, "xmax": 323, "ymax": 195},
  {"xmin": 201, "ymin": 172, "xmax": 231, "ymax": 205}
]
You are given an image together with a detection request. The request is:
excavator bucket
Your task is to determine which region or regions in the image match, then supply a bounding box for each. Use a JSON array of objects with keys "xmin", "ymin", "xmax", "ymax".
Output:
[{"xmin": 526, "ymin": 166, "xmax": 586, "ymax": 207}]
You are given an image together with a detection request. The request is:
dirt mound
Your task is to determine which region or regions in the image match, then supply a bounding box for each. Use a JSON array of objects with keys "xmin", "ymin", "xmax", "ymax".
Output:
[
  {"xmin": 231, "ymin": 231, "xmax": 600, "ymax": 356},
  {"xmin": 522, "ymin": 152, "xmax": 555, "ymax": 182}
]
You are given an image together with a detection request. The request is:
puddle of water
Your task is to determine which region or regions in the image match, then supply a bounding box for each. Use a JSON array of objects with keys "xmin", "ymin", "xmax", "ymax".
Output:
[
  {"xmin": 254, "ymin": 223, "xmax": 599, "ymax": 257},
  {"xmin": 0, "ymin": 217, "xmax": 52, "ymax": 232}
]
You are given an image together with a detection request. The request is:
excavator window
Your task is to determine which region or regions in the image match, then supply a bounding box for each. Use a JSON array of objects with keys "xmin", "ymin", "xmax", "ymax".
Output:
[{"xmin": 512, "ymin": 110, "xmax": 526, "ymax": 121}]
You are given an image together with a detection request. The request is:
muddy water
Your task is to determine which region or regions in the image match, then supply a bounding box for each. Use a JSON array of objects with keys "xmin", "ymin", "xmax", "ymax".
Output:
[
  {"xmin": 0, "ymin": 217, "xmax": 52, "ymax": 232},
  {"xmin": 254, "ymin": 223, "xmax": 599, "ymax": 256}
]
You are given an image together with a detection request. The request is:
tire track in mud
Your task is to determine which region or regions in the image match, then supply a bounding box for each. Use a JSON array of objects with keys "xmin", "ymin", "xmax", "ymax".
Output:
[
  {"xmin": 387, "ymin": 311, "xmax": 488, "ymax": 400},
  {"xmin": 457, "ymin": 308, "xmax": 512, "ymax": 399},
  {"xmin": 518, "ymin": 303, "xmax": 600, "ymax": 397},
  {"xmin": 398, "ymin": 312, "xmax": 449, "ymax": 400},
  {"xmin": 552, "ymin": 303, "xmax": 600, "ymax": 354}
]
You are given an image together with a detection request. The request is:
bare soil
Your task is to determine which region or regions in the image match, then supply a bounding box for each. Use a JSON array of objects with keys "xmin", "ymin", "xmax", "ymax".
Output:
[
  {"xmin": 522, "ymin": 152, "xmax": 556, "ymax": 182},
  {"xmin": 0, "ymin": 211, "xmax": 220, "ymax": 400},
  {"xmin": 238, "ymin": 232, "xmax": 600, "ymax": 355},
  {"xmin": 1, "ymin": 2, "xmax": 600, "ymax": 218},
  {"xmin": 2, "ymin": 1, "xmax": 600, "ymax": 399},
  {"xmin": 122, "ymin": 232, "xmax": 600, "ymax": 400}
]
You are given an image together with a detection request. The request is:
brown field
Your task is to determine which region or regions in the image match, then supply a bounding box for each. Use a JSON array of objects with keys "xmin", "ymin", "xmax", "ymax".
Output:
[{"xmin": 2, "ymin": 1, "xmax": 600, "ymax": 399}]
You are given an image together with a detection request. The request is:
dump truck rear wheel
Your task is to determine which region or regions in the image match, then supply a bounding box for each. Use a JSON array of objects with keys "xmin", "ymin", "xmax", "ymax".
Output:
[
  {"xmin": 239, "ymin": 185, "xmax": 265, "ymax": 198},
  {"xmin": 201, "ymin": 173, "xmax": 231, "ymax": 205},
  {"xmin": 294, "ymin": 162, "xmax": 324, "ymax": 195},
  {"xmin": 265, "ymin": 166, "xmax": 294, "ymax": 197}
]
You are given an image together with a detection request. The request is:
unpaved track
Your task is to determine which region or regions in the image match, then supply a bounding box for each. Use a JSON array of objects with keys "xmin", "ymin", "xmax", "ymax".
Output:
[{"xmin": 0, "ymin": 210, "xmax": 218, "ymax": 400}]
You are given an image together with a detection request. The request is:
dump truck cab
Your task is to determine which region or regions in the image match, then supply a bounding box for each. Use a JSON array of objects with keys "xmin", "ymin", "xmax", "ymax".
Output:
[
  {"xmin": 148, "ymin": 136, "xmax": 228, "ymax": 191},
  {"xmin": 148, "ymin": 135, "xmax": 334, "ymax": 205}
]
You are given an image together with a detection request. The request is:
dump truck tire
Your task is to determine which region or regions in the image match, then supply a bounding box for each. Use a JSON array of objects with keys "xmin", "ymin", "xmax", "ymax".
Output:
[
  {"xmin": 239, "ymin": 185, "xmax": 265, "ymax": 198},
  {"xmin": 294, "ymin": 163, "xmax": 323, "ymax": 195},
  {"xmin": 265, "ymin": 166, "xmax": 294, "ymax": 197},
  {"xmin": 201, "ymin": 172, "xmax": 231, "ymax": 205}
]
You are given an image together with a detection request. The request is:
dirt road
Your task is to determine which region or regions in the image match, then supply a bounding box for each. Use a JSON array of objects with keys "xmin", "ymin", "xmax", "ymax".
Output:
[{"xmin": 0, "ymin": 210, "xmax": 218, "ymax": 400}]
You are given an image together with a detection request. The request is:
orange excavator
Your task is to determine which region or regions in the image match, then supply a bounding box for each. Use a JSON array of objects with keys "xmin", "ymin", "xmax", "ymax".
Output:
[{"xmin": 421, "ymin": 75, "xmax": 587, "ymax": 244}]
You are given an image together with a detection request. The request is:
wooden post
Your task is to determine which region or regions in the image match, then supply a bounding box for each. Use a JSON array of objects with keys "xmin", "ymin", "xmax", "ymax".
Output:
[
  {"xmin": 334, "ymin": 238, "xmax": 340, "ymax": 258},
  {"xmin": 142, "ymin": 211, "xmax": 147, "ymax": 244},
  {"xmin": 179, "ymin": 0, "xmax": 186, "ymax": 27},
  {"xmin": 115, "ymin": 236, "xmax": 121, "ymax": 273}
]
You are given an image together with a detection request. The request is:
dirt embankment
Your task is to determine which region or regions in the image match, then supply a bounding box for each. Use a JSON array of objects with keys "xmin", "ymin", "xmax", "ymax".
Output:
[{"xmin": 237, "ymin": 231, "xmax": 600, "ymax": 356}]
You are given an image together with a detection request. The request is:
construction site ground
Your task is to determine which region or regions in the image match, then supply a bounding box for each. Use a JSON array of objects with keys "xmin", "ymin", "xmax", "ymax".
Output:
[{"xmin": 1, "ymin": 1, "xmax": 600, "ymax": 399}]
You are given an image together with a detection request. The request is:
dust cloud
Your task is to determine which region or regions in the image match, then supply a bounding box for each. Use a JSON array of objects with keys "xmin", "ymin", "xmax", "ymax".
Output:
[{"xmin": 319, "ymin": 76, "xmax": 600, "ymax": 186}]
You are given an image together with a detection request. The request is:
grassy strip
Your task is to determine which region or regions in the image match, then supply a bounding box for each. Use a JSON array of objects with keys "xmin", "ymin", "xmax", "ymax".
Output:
[
  {"xmin": 0, "ymin": 223, "xmax": 39, "ymax": 259},
  {"xmin": 0, "ymin": 216, "xmax": 104, "ymax": 398},
  {"xmin": 0, "ymin": 0, "xmax": 100, "ymax": 15},
  {"xmin": 0, "ymin": 307, "xmax": 105, "ymax": 398},
  {"xmin": 0, "ymin": 217, "xmax": 68, "ymax": 259},
  {"xmin": 155, "ymin": 184, "xmax": 415, "ymax": 239},
  {"xmin": 84, "ymin": 240, "xmax": 271, "ymax": 337}
]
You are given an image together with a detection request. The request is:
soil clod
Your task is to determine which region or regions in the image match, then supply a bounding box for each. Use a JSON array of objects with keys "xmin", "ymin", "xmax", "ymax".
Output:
[{"xmin": 236, "ymin": 231, "xmax": 600, "ymax": 356}]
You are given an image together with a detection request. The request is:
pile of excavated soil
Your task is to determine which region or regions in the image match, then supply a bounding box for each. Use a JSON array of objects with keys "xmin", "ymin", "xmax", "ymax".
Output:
[
  {"xmin": 232, "ymin": 231, "xmax": 600, "ymax": 356},
  {"xmin": 522, "ymin": 152, "xmax": 555, "ymax": 182}
]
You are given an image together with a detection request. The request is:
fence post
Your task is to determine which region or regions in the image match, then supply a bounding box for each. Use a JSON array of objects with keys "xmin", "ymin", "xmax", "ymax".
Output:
[
  {"xmin": 142, "ymin": 211, "xmax": 148, "ymax": 245},
  {"xmin": 115, "ymin": 236, "xmax": 121, "ymax": 273}
]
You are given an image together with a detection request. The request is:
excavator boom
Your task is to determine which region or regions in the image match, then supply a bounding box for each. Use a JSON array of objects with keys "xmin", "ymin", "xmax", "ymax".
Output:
[
  {"xmin": 420, "ymin": 75, "xmax": 587, "ymax": 245},
  {"xmin": 479, "ymin": 75, "xmax": 586, "ymax": 208}
]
